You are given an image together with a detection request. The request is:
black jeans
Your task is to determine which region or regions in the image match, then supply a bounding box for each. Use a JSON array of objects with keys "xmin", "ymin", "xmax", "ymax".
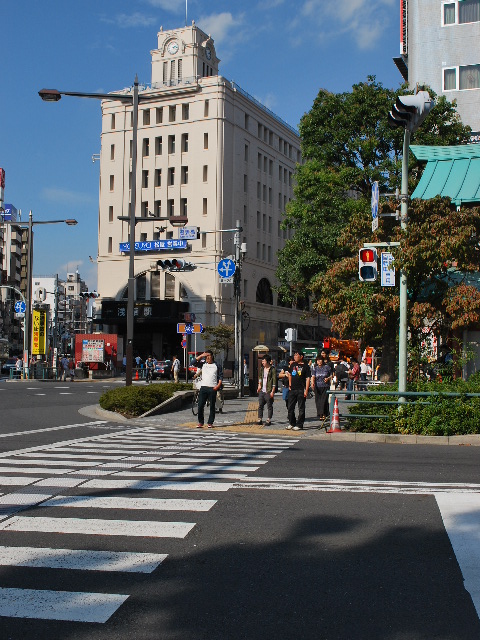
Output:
[
  {"xmin": 287, "ymin": 388, "xmax": 306, "ymax": 428},
  {"xmin": 198, "ymin": 386, "xmax": 217, "ymax": 426},
  {"xmin": 314, "ymin": 386, "xmax": 329, "ymax": 418}
]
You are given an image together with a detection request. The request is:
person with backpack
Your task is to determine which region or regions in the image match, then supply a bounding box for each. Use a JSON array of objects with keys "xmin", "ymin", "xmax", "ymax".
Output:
[
  {"xmin": 310, "ymin": 354, "xmax": 332, "ymax": 424},
  {"xmin": 334, "ymin": 353, "xmax": 349, "ymax": 390},
  {"xmin": 145, "ymin": 356, "xmax": 155, "ymax": 383}
]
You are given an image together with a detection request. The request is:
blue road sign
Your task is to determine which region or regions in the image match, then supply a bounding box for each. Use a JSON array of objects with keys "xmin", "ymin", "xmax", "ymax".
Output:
[
  {"xmin": 217, "ymin": 259, "xmax": 236, "ymax": 278},
  {"xmin": 371, "ymin": 181, "xmax": 379, "ymax": 219},
  {"xmin": 14, "ymin": 301, "xmax": 26, "ymax": 314}
]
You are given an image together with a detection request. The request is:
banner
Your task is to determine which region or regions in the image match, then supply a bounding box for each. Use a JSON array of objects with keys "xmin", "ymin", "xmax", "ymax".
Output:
[{"xmin": 32, "ymin": 309, "xmax": 47, "ymax": 355}]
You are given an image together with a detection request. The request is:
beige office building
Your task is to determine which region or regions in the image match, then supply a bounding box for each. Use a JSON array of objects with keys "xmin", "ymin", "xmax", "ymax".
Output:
[{"xmin": 95, "ymin": 23, "xmax": 326, "ymax": 361}]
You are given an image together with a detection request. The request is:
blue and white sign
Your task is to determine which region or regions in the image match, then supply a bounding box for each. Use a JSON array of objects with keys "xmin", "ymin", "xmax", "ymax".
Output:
[
  {"xmin": 179, "ymin": 226, "xmax": 198, "ymax": 240},
  {"xmin": 371, "ymin": 181, "xmax": 379, "ymax": 231},
  {"xmin": 14, "ymin": 300, "xmax": 26, "ymax": 314},
  {"xmin": 119, "ymin": 239, "xmax": 188, "ymax": 252},
  {"xmin": 217, "ymin": 258, "xmax": 236, "ymax": 279},
  {"xmin": 381, "ymin": 252, "xmax": 395, "ymax": 287}
]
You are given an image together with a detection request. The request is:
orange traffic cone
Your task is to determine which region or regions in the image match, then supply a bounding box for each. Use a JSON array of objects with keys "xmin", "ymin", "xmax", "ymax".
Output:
[
  {"xmin": 326, "ymin": 397, "xmax": 342, "ymax": 433},
  {"xmin": 135, "ymin": 369, "xmax": 139, "ymax": 381}
]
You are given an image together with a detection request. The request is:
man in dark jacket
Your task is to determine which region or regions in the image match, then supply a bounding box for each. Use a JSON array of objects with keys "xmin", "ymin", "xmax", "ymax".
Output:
[
  {"xmin": 286, "ymin": 350, "xmax": 311, "ymax": 431},
  {"xmin": 257, "ymin": 354, "xmax": 277, "ymax": 425}
]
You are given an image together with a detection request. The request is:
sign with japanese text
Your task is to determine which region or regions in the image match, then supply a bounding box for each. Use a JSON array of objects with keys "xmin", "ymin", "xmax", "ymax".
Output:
[
  {"xmin": 381, "ymin": 252, "xmax": 395, "ymax": 287},
  {"xmin": 81, "ymin": 339, "xmax": 105, "ymax": 363},
  {"xmin": 32, "ymin": 309, "xmax": 47, "ymax": 355},
  {"xmin": 119, "ymin": 239, "xmax": 188, "ymax": 252}
]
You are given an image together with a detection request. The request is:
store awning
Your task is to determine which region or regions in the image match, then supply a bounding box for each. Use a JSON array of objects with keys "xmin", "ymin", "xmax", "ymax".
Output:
[{"xmin": 411, "ymin": 144, "xmax": 480, "ymax": 205}]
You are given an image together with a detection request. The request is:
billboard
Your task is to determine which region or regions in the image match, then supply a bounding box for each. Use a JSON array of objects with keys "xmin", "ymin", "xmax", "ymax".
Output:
[
  {"xmin": 3, "ymin": 203, "xmax": 17, "ymax": 222},
  {"xmin": 82, "ymin": 339, "xmax": 105, "ymax": 363},
  {"xmin": 32, "ymin": 309, "xmax": 47, "ymax": 355}
]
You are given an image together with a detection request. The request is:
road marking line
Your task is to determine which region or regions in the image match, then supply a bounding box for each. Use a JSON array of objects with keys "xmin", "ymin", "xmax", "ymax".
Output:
[
  {"xmin": 0, "ymin": 545, "xmax": 167, "ymax": 573},
  {"xmin": 40, "ymin": 494, "xmax": 217, "ymax": 511},
  {"xmin": 138, "ymin": 463, "xmax": 260, "ymax": 471},
  {"xmin": 0, "ymin": 587, "xmax": 128, "ymax": 623},
  {"xmin": 0, "ymin": 476, "xmax": 41, "ymax": 486},
  {"xmin": 0, "ymin": 516, "xmax": 196, "ymax": 538},
  {"xmin": 84, "ymin": 478, "xmax": 233, "ymax": 492},
  {"xmin": 0, "ymin": 421, "xmax": 108, "ymax": 442},
  {"xmin": 0, "ymin": 466, "xmax": 73, "ymax": 475}
]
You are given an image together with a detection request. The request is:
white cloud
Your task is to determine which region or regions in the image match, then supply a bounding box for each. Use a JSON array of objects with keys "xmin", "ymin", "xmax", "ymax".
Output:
[
  {"xmin": 101, "ymin": 13, "xmax": 158, "ymax": 29},
  {"xmin": 257, "ymin": 0, "xmax": 286, "ymax": 9},
  {"xmin": 295, "ymin": 0, "xmax": 395, "ymax": 50},
  {"xmin": 42, "ymin": 188, "xmax": 97, "ymax": 207},
  {"xmin": 197, "ymin": 12, "xmax": 244, "ymax": 47},
  {"xmin": 144, "ymin": 0, "xmax": 184, "ymax": 11}
]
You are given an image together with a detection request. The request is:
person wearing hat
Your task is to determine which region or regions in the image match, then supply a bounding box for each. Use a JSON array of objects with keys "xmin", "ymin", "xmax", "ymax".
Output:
[
  {"xmin": 286, "ymin": 349, "xmax": 311, "ymax": 431},
  {"xmin": 257, "ymin": 354, "xmax": 277, "ymax": 425}
]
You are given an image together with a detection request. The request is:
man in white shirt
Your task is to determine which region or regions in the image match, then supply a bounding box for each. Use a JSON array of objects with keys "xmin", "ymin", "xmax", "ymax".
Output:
[
  {"xmin": 172, "ymin": 355, "xmax": 180, "ymax": 383},
  {"xmin": 195, "ymin": 350, "xmax": 223, "ymax": 428}
]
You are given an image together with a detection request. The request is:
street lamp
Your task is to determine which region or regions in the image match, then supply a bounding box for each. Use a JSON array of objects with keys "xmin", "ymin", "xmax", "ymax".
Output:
[
  {"xmin": 39, "ymin": 79, "xmax": 188, "ymax": 386},
  {"xmin": 0, "ymin": 211, "xmax": 78, "ymax": 377}
]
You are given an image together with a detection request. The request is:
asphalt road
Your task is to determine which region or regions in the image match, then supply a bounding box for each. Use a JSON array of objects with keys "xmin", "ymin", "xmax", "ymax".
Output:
[{"xmin": 0, "ymin": 381, "xmax": 479, "ymax": 639}]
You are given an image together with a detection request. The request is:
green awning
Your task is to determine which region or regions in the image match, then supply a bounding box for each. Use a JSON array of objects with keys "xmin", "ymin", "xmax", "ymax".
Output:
[{"xmin": 411, "ymin": 144, "xmax": 480, "ymax": 205}]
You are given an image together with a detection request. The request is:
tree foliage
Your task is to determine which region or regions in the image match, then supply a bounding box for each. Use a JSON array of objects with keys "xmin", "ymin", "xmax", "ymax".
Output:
[{"xmin": 202, "ymin": 323, "xmax": 235, "ymax": 360}]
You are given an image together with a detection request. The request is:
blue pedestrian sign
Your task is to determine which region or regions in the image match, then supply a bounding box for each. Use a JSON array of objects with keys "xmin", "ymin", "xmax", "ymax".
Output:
[
  {"xmin": 217, "ymin": 258, "xmax": 236, "ymax": 278},
  {"xmin": 371, "ymin": 181, "xmax": 379, "ymax": 231},
  {"xmin": 14, "ymin": 301, "xmax": 26, "ymax": 314}
]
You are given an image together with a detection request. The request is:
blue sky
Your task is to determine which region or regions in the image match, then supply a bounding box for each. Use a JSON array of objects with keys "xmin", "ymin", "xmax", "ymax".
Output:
[{"xmin": 1, "ymin": 0, "xmax": 401, "ymax": 290}]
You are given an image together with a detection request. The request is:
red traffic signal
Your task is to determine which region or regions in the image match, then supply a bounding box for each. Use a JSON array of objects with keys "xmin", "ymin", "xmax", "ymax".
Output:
[{"xmin": 359, "ymin": 248, "xmax": 378, "ymax": 282}]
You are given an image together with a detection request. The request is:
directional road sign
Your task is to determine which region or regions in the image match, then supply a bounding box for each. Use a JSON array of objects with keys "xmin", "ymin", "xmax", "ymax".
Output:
[
  {"xmin": 217, "ymin": 258, "xmax": 236, "ymax": 279},
  {"xmin": 371, "ymin": 181, "xmax": 379, "ymax": 232},
  {"xmin": 14, "ymin": 300, "xmax": 26, "ymax": 314},
  {"xmin": 177, "ymin": 323, "xmax": 203, "ymax": 334},
  {"xmin": 381, "ymin": 252, "xmax": 395, "ymax": 287}
]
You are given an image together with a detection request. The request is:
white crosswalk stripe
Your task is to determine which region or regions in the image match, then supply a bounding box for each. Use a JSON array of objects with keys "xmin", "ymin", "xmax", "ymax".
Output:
[{"xmin": 0, "ymin": 426, "xmax": 296, "ymax": 624}]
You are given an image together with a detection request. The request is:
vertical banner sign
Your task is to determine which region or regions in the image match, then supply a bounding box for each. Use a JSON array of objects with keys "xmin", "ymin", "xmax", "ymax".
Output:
[
  {"xmin": 32, "ymin": 310, "xmax": 47, "ymax": 355},
  {"xmin": 381, "ymin": 252, "xmax": 395, "ymax": 287}
]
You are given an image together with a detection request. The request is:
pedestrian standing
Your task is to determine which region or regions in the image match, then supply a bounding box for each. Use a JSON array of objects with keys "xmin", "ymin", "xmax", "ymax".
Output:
[
  {"xmin": 359, "ymin": 358, "xmax": 368, "ymax": 389},
  {"xmin": 122, "ymin": 355, "xmax": 127, "ymax": 373},
  {"xmin": 195, "ymin": 351, "xmax": 223, "ymax": 428},
  {"xmin": 346, "ymin": 356, "xmax": 360, "ymax": 400},
  {"xmin": 310, "ymin": 355, "xmax": 332, "ymax": 424},
  {"xmin": 286, "ymin": 350, "xmax": 311, "ymax": 431},
  {"xmin": 278, "ymin": 357, "xmax": 294, "ymax": 409},
  {"xmin": 257, "ymin": 355, "xmax": 277, "ymax": 425},
  {"xmin": 145, "ymin": 356, "xmax": 155, "ymax": 383},
  {"xmin": 60, "ymin": 355, "xmax": 70, "ymax": 381},
  {"xmin": 172, "ymin": 355, "xmax": 180, "ymax": 382},
  {"xmin": 68, "ymin": 357, "xmax": 75, "ymax": 382},
  {"xmin": 15, "ymin": 356, "xmax": 22, "ymax": 378}
]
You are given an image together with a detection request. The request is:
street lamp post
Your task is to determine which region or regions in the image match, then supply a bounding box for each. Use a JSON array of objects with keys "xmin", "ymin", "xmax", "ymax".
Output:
[
  {"xmin": 39, "ymin": 79, "xmax": 187, "ymax": 386},
  {"xmin": 0, "ymin": 212, "xmax": 77, "ymax": 377}
]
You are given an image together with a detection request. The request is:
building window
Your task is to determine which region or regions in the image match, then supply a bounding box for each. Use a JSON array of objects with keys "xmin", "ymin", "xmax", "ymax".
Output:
[
  {"xmin": 109, "ymin": 175, "xmax": 114, "ymax": 191},
  {"xmin": 169, "ymin": 105, "xmax": 176, "ymax": 122},
  {"xmin": 182, "ymin": 103, "xmax": 190, "ymax": 120},
  {"xmin": 143, "ymin": 109, "xmax": 150, "ymax": 126},
  {"xmin": 155, "ymin": 169, "xmax": 162, "ymax": 187},
  {"xmin": 156, "ymin": 107, "xmax": 163, "ymax": 124},
  {"xmin": 155, "ymin": 136, "xmax": 163, "ymax": 155},
  {"xmin": 204, "ymin": 100, "xmax": 209, "ymax": 117},
  {"xmin": 108, "ymin": 237, "xmax": 112, "ymax": 253},
  {"xmin": 257, "ymin": 211, "xmax": 261, "ymax": 228},
  {"xmin": 181, "ymin": 198, "xmax": 188, "ymax": 216},
  {"xmin": 181, "ymin": 166, "xmax": 188, "ymax": 184},
  {"xmin": 110, "ymin": 114, "xmax": 116, "ymax": 130},
  {"xmin": 168, "ymin": 167, "xmax": 175, "ymax": 186},
  {"xmin": 181, "ymin": 133, "xmax": 189, "ymax": 152},
  {"xmin": 203, "ymin": 198, "xmax": 207, "ymax": 216},
  {"xmin": 203, "ymin": 165, "xmax": 208, "ymax": 182},
  {"xmin": 444, "ymin": 64, "xmax": 480, "ymax": 90},
  {"xmin": 110, "ymin": 144, "xmax": 115, "ymax": 160},
  {"xmin": 168, "ymin": 199, "xmax": 174, "ymax": 216},
  {"xmin": 204, "ymin": 133, "xmax": 209, "ymax": 149},
  {"xmin": 202, "ymin": 233, "xmax": 206, "ymax": 248},
  {"xmin": 244, "ymin": 144, "xmax": 249, "ymax": 162},
  {"xmin": 258, "ymin": 153, "xmax": 262, "ymax": 170},
  {"xmin": 142, "ymin": 170, "xmax": 149, "ymax": 188},
  {"xmin": 109, "ymin": 206, "xmax": 113, "ymax": 222},
  {"xmin": 244, "ymin": 175, "xmax": 248, "ymax": 192},
  {"xmin": 129, "ymin": 140, "xmax": 133, "ymax": 158},
  {"xmin": 168, "ymin": 135, "xmax": 175, "ymax": 153},
  {"xmin": 443, "ymin": 0, "xmax": 480, "ymax": 25},
  {"xmin": 140, "ymin": 233, "xmax": 147, "ymax": 242},
  {"xmin": 155, "ymin": 200, "xmax": 161, "ymax": 217},
  {"xmin": 141, "ymin": 201, "xmax": 148, "ymax": 217},
  {"xmin": 245, "ymin": 113, "xmax": 249, "ymax": 130},
  {"xmin": 142, "ymin": 138, "xmax": 149, "ymax": 157},
  {"xmin": 163, "ymin": 61, "xmax": 168, "ymax": 83},
  {"xmin": 257, "ymin": 182, "xmax": 261, "ymax": 199}
]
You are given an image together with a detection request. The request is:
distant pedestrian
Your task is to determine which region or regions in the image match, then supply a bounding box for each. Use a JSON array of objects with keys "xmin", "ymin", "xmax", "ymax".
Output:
[
  {"xmin": 145, "ymin": 356, "xmax": 154, "ymax": 383},
  {"xmin": 346, "ymin": 357, "xmax": 360, "ymax": 400},
  {"xmin": 15, "ymin": 356, "xmax": 22, "ymax": 378},
  {"xmin": 278, "ymin": 356, "xmax": 294, "ymax": 409},
  {"xmin": 359, "ymin": 359, "xmax": 368, "ymax": 389},
  {"xmin": 172, "ymin": 355, "xmax": 180, "ymax": 383},
  {"xmin": 257, "ymin": 355, "xmax": 277, "ymax": 425},
  {"xmin": 286, "ymin": 350, "xmax": 311, "ymax": 431},
  {"xmin": 311, "ymin": 354, "xmax": 332, "ymax": 424},
  {"xmin": 122, "ymin": 355, "xmax": 127, "ymax": 373},
  {"xmin": 60, "ymin": 355, "xmax": 70, "ymax": 381},
  {"xmin": 195, "ymin": 351, "xmax": 223, "ymax": 428},
  {"xmin": 334, "ymin": 353, "xmax": 349, "ymax": 390},
  {"xmin": 68, "ymin": 357, "xmax": 75, "ymax": 382}
]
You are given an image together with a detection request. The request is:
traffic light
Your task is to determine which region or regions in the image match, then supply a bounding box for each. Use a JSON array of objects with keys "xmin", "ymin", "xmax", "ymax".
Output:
[
  {"xmin": 80, "ymin": 291, "xmax": 100, "ymax": 299},
  {"xmin": 359, "ymin": 248, "xmax": 378, "ymax": 282},
  {"xmin": 285, "ymin": 328, "xmax": 297, "ymax": 342},
  {"xmin": 156, "ymin": 259, "xmax": 196, "ymax": 271},
  {"xmin": 387, "ymin": 91, "xmax": 434, "ymax": 133}
]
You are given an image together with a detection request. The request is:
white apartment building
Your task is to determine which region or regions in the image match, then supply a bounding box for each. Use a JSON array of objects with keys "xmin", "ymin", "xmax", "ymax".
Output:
[
  {"xmin": 394, "ymin": 0, "xmax": 480, "ymax": 136},
  {"xmin": 95, "ymin": 23, "xmax": 327, "ymax": 360}
]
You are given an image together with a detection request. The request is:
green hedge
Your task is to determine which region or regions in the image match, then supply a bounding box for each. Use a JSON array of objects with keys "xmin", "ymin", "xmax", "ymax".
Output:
[
  {"xmin": 99, "ymin": 382, "xmax": 192, "ymax": 418},
  {"xmin": 347, "ymin": 372, "xmax": 480, "ymax": 436}
]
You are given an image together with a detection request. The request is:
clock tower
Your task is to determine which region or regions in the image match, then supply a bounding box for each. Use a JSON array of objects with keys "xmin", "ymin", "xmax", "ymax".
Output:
[{"xmin": 151, "ymin": 22, "xmax": 219, "ymax": 86}]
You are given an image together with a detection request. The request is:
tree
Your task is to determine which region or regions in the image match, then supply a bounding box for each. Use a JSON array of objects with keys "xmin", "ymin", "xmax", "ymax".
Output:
[
  {"xmin": 276, "ymin": 76, "xmax": 472, "ymax": 378},
  {"xmin": 202, "ymin": 323, "xmax": 235, "ymax": 361}
]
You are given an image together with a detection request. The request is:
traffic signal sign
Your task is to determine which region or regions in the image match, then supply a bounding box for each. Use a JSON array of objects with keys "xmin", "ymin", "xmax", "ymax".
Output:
[
  {"xmin": 80, "ymin": 291, "xmax": 100, "ymax": 299},
  {"xmin": 359, "ymin": 248, "xmax": 378, "ymax": 282},
  {"xmin": 156, "ymin": 259, "xmax": 196, "ymax": 271},
  {"xmin": 387, "ymin": 91, "xmax": 434, "ymax": 133}
]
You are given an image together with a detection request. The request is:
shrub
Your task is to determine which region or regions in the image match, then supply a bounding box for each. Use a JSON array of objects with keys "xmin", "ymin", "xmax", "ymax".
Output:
[
  {"xmin": 347, "ymin": 373, "xmax": 480, "ymax": 436},
  {"xmin": 99, "ymin": 382, "xmax": 191, "ymax": 418}
]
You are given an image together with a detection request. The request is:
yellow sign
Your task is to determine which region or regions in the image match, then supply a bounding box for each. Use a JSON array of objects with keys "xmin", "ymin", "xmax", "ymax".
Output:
[{"xmin": 32, "ymin": 309, "xmax": 47, "ymax": 355}]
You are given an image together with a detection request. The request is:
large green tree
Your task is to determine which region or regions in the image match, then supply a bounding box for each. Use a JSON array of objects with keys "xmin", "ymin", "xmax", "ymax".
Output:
[{"xmin": 276, "ymin": 77, "xmax": 472, "ymax": 378}]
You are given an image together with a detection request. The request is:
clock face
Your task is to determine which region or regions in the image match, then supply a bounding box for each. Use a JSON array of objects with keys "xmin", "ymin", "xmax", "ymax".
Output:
[
  {"xmin": 167, "ymin": 41, "xmax": 179, "ymax": 55},
  {"xmin": 205, "ymin": 46, "xmax": 212, "ymax": 60}
]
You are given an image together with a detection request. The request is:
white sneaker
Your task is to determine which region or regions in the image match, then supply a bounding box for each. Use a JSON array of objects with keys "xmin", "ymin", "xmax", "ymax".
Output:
[
  {"xmin": 292, "ymin": 426, "xmax": 301, "ymax": 431},
  {"xmin": 286, "ymin": 424, "xmax": 294, "ymax": 430}
]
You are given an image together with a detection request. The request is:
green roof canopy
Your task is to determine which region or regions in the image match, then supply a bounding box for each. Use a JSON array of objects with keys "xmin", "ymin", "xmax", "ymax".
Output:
[{"xmin": 410, "ymin": 144, "xmax": 480, "ymax": 205}]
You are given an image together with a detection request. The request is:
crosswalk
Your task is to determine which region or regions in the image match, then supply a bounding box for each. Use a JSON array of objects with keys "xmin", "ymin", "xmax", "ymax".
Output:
[{"xmin": 0, "ymin": 426, "xmax": 297, "ymax": 624}]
